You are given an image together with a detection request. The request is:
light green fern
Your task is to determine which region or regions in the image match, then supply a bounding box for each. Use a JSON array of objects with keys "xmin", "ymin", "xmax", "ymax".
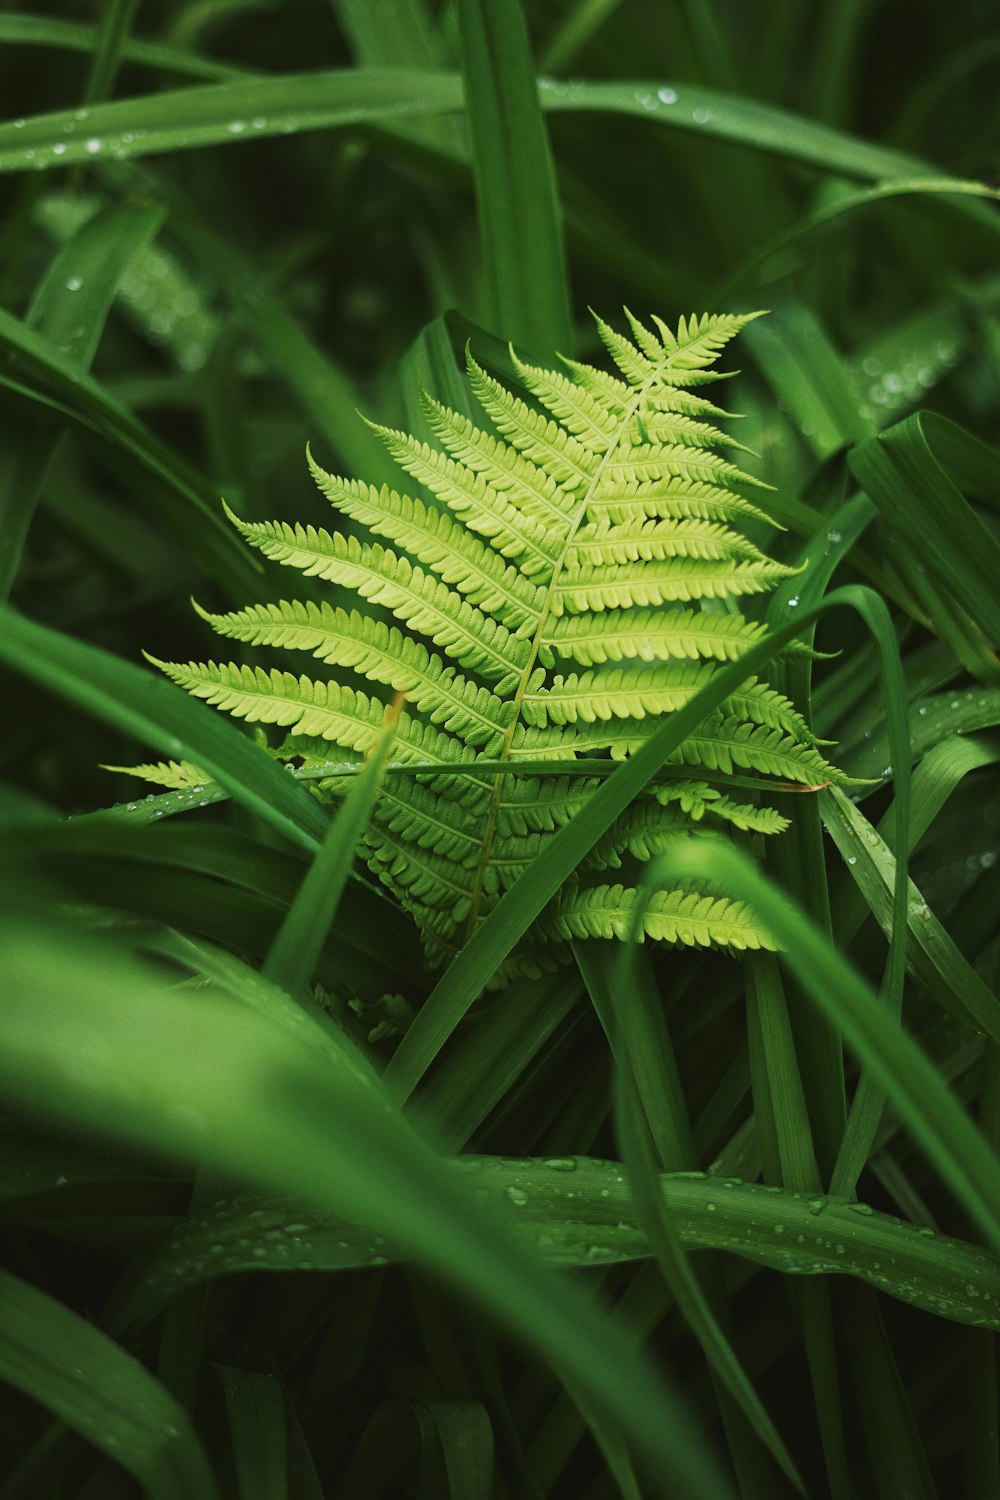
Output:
[{"xmin": 144, "ymin": 310, "xmax": 849, "ymax": 979}]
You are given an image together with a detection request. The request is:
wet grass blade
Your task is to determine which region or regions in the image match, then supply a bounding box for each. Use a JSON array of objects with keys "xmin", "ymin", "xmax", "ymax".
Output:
[
  {"xmin": 0, "ymin": 916, "xmax": 737, "ymax": 1500},
  {"xmin": 0, "ymin": 71, "xmax": 465, "ymax": 174},
  {"xmin": 0, "ymin": 1267, "xmax": 218, "ymax": 1499},
  {"xmin": 0, "ymin": 195, "xmax": 165, "ymax": 600},
  {"xmin": 638, "ymin": 839, "xmax": 1000, "ymax": 1251},
  {"xmin": 114, "ymin": 1161, "xmax": 1000, "ymax": 1336},
  {"xmin": 0, "ymin": 606, "xmax": 330, "ymax": 853}
]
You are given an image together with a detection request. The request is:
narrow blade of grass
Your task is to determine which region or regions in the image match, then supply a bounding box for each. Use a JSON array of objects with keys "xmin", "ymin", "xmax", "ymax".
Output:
[
  {"xmin": 263, "ymin": 695, "xmax": 402, "ymax": 997},
  {"xmin": 0, "ymin": 606, "xmax": 330, "ymax": 853},
  {"xmin": 0, "ymin": 916, "xmax": 737, "ymax": 1500},
  {"xmin": 0, "ymin": 1267, "xmax": 218, "ymax": 1500},
  {"xmin": 217, "ymin": 1368, "xmax": 288, "ymax": 1500},
  {"xmin": 114, "ymin": 1160, "xmax": 1000, "ymax": 1336},
  {"xmin": 0, "ymin": 196, "xmax": 164, "ymax": 600},
  {"xmin": 637, "ymin": 839, "xmax": 1000, "ymax": 1252},
  {"xmin": 850, "ymin": 412, "xmax": 1000, "ymax": 655},
  {"xmin": 456, "ymin": 0, "xmax": 572, "ymax": 352}
]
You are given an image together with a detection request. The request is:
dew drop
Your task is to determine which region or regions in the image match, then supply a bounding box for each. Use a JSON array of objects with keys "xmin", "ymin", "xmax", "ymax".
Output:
[
  {"xmin": 657, "ymin": 86, "xmax": 678, "ymax": 104},
  {"xmin": 84, "ymin": 138, "xmax": 102, "ymax": 155},
  {"xmin": 543, "ymin": 1157, "xmax": 577, "ymax": 1172},
  {"xmin": 65, "ymin": 276, "xmax": 82, "ymax": 292},
  {"xmin": 505, "ymin": 1185, "xmax": 529, "ymax": 1207},
  {"xmin": 692, "ymin": 108, "xmax": 711, "ymax": 124},
  {"xmin": 51, "ymin": 142, "xmax": 66, "ymax": 156}
]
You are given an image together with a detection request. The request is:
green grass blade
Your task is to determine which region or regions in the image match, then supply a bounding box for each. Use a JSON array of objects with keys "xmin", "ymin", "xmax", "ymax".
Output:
[
  {"xmin": 0, "ymin": 305, "xmax": 257, "ymax": 593},
  {"xmin": 744, "ymin": 302, "xmax": 872, "ymax": 457},
  {"xmin": 0, "ymin": 196, "xmax": 164, "ymax": 600},
  {"xmin": 0, "ymin": 1266, "xmax": 218, "ymax": 1499},
  {"xmin": 823, "ymin": 784, "xmax": 1000, "ymax": 1047},
  {"xmin": 850, "ymin": 412, "xmax": 1000, "ymax": 653},
  {"xmin": 0, "ymin": 606, "xmax": 330, "ymax": 852},
  {"xmin": 263, "ymin": 697, "xmax": 401, "ymax": 997},
  {"xmin": 81, "ymin": 0, "xmax": 140, "ymax": 105},
  {"xmin": 217, "ymin": 1368, "xmax": 288, "ymax": 1500},
  {"xmin": 115, "ymin": 1161, "xmax": 1000, "ymax": 1336},
  {"xmin": 0, "ymin": 70, "xmax": 465, "ymax": 174},
  {"xmin": 638, "ymin": 839, "xmax": 1000, "ymax": 1252},
  {"xmin": 0, "ymin": 917, "xmax": 736, "ymax": 1500},
  {"xmin": 0, "ymin": 13, "xmax": 243, "ymax": 79},
  {"xmin": 612, "ymin": 938, "xmax": 805, "ymax": 1492},
  {"xmin": 456, "ymin": 0, "xmax": 572, "ymax": 352}
]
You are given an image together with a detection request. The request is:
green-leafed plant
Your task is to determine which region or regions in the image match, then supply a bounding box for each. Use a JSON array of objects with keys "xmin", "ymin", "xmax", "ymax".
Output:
[
  {"xmin": 5, "ymin": 3, "xmax": 1000, "ymax": 1497},
  {"xmin": 140, "ymin": 310, "xmax": 846, "ymax": 977}
]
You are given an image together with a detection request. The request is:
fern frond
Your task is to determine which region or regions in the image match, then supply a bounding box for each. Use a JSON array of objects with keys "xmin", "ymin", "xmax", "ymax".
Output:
[
  {"xmin": 103, "ymin": 758, "xmax": 208, "ymax": 790},
  {"xmin": 588, "ymin": 478, "xmax": 773, "ymax": 526},
  {"xmin": 366, "ymin": 421, "xmax": 561, "ymax": 571},
  {"xmin": 159, "ymin": 308, "xmax": 841, "ymax": 980},
  {"xmin": 192, "ymin": 600, "xmax": 511, "ymax": 749},
  {"xmin": 547, "ymin": 606, "xmax": 767, "ymax": 665},
  {"xmin": 420, "ymin": 394, "xmax": 580, "ymax": 530},
  {"xmin": 568, "ymin": 517, "xmax": 767, "ymax": 567},
  {"xmin": 545, "ymin": 880, "xmax": 776, "ymax": 951},
  {"xmin": 220, "ymin": 517, "xmax": 529, "ymax": 690},
  {"xmin": 554, "ymin": 555, "xmax": 799, "ymax": 611},
  {"xmin": 306, "ymin": 457, "xmax": 544, "ymax": 631},
  {"xmin": 466, "ymin": 356, "xmax": 596, "ymax": 486}
]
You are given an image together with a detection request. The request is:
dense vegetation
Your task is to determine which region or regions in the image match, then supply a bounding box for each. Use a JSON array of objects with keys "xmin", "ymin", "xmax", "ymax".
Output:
[{"xmin": 2, "ymin": 3, "xmax": 1000, "ymax": 1497}]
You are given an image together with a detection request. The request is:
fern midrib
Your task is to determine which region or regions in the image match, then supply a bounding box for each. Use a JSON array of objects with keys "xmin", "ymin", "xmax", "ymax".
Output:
[{"xmin": 462, "ymin": 366, "xmax": 666, "ymax": 941}]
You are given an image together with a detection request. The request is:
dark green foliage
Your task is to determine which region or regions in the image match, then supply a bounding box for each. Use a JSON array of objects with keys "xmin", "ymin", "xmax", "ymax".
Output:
[{"xmin": 2, "ymin": 4, "xmax": 1000, "ymax": 1499}]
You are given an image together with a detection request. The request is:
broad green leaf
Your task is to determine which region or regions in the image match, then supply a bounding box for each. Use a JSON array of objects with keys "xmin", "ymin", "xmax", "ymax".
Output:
[{"xmin": 113, "ymin": 1160, "xmax": 1000, "ymax": 1336}]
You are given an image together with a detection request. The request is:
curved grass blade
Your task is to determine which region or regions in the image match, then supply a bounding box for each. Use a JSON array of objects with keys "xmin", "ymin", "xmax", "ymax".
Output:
[
  {"xmin": 0, "ymin": 1267, "xmax": 218, "ymax": 1499},
  {"xmin": 821, "ymin": 784, "xmax": 1000, "ymax": 1048},
  {"xmin": 0, "ymin": 195, "xmax": 165, "ymax": 600},
  {"xmin": 0, "ymin": 917, "xmax": 736, "ymax": 1500},
  {"xmin": 850, "ymin": 412, "xmax": 1000, "ymax": 654},
  {"xmin": 723, "ymin": 178, "xmax": 1000, "ymax": 298},
  {"xmin": 636, "ymin": 840, "xmax": 1000, "ymax": 1252},
  {"xmin": 0, "ymin": 306, "xmax": 257, "ymax": 593},
  {"xmin": 0, "ymin": 13, "xmax": 244, "ymax": 79},
  {"xmin": 0, "ymin": 606, "xmax": 330, "ymax": 853},
  {"xmin": 0, "ymin": 70, "xmax": 465, "ymax": 174},
  {"xmin": 263, "ymin": 695, "xmax": 403, "ymax": 998},
  {"xmin": 114, "ymin": 1162, "xmax": 1000, "ymax": 1336}
]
